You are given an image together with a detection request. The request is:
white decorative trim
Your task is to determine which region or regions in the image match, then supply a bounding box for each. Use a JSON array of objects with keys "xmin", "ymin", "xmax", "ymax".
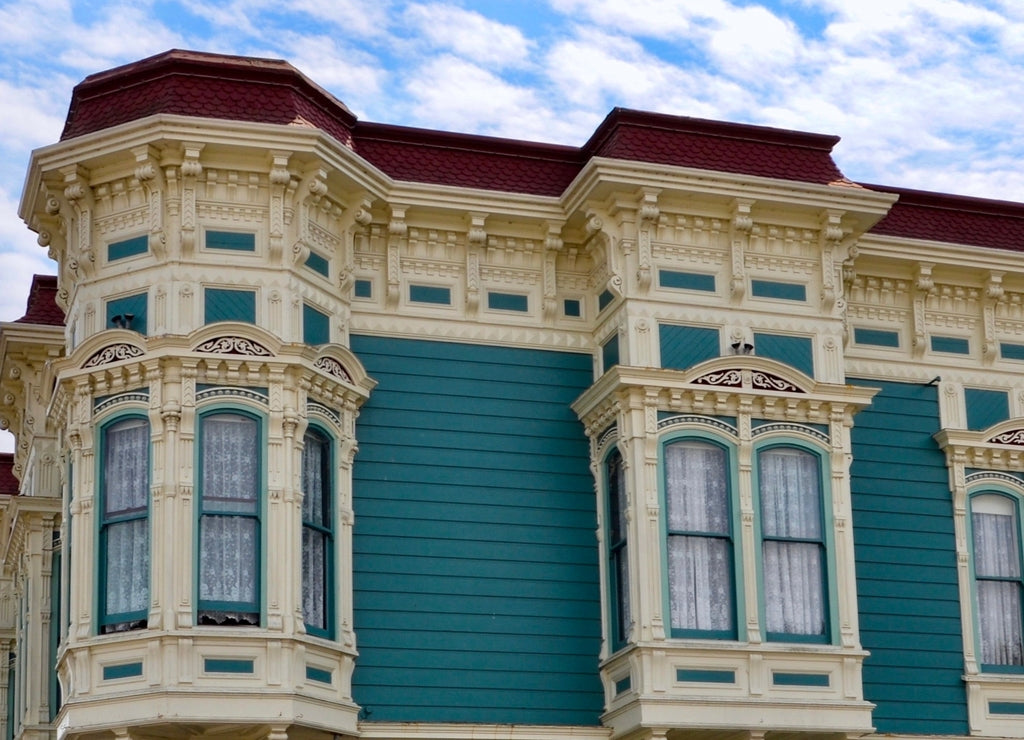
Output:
[
  {"xmin": 358, "ymin": 723, "xmax": 610, "ymax": 740},
  {"xmin": 194, "ymin": 336, "xmax": 273, "ymax": 356},
  {"xmin": 988, "ymin": 428, "xmax": 1024, "ymax": 446},
  {"xmin": 692, "ymin": 369, "xmax": 743, "ymax": 388},
  {"xmin": 94, "ymin": 391, "xmax": 150, "ymax": 414},
  {"xmin": 83, "ymin": 343, "xmax": 144, "ymax": 368},
  {"xmin": 658, "ymin": 414, "xmax": 738, "ymax": 437},
  {"xmin": 752, "ymin": 422, "xmax": 830, "ymax": 445},
  {"xmin": 751, "ymin": 370, "xmax": 801, "ymax": 393},
  {"xmin": 314, "ymin": 356, "xmax": 352, "ymax": 382},
  {"xmin": 195, "ymin": 386, "xmax": 269, "ymax": 406},
  {"xmin": 307, "ymin": 401, "xmax": 341, "ymax": 425}
]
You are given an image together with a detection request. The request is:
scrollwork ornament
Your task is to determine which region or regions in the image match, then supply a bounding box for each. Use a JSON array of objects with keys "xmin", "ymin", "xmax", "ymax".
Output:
[
  {"xmin": 314, "ymin": 356, "xmax": 352, "ymax": 382},
  {"xmin": 194, "ymin": 336, "xmax": 273, "ymax": 357},
  {"xmin": 82, "ymin": 343, "xmax": 145, "ymax": 368}
]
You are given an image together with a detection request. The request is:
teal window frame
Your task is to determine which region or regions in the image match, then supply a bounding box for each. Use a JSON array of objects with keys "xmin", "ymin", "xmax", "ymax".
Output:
[
  {"xmin": 606, "ymin": 448, "xmax": 630, "ymax": 650},
  {"xmin": 753, "ymin": 440, "xmax": 834, "ymax": 644},
  {"xmin": 968, "ymin": 488, "xmax": 1024, "ymax": 672},
  {"xmin": 97, "ymin": 414, "xmax": 150, "ymax": 633},
  {"xmin": 196, "ymin": 408, "xmax": 265, "ymax": 626},
  {"xmin": 660, "ymin": 432, "xmax": 741, "ymax": 640},
  {"xmin": 302, "ymin": 426, "xmax": 335, "ymax": 638}
]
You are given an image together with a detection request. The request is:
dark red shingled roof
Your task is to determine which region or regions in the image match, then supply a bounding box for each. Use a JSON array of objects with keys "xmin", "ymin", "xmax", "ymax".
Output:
[
  {"xmin": 866, "ymin": 184, "xmax": 1024, "ymax": 252},
  {"xmin": 62, "ymin": 49, "xmax": 356, "ymax": 146},
  {"xmin": 60, "ymin": 50, "xmax": 854, "ymax": 194},
  {"xmin": 15, "ymin": 275, "xmax": 64, "ymax": 326},
  {"xmin": 0, "ymin": 454, "xmax": 18, "ymax": 495}
]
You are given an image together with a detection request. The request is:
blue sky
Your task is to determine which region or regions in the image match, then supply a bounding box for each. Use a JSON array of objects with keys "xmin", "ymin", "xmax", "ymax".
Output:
[{"xmin": 1, "ymin": 0, "xmax": 1023, "ymax": 448}]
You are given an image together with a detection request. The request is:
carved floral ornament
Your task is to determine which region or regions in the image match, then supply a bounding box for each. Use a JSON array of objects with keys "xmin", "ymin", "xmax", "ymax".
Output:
[
  {"xmin": 314, "ymin": 356, "xmax": 352, "ymax": 382},
  {"xmin": 193, "ymin": 336, "xmax": 273, "ymax": 357},
  {"xmin": 988, "ymin": 428, "xmax": 1024, "ymax": 447},
  {"xmin": 692, "ymin": 368, "xmax": 803, "ymax": 394},
  {"xmin": 82, "ymin": 343, "xmax": 145, "ymax": 368}
]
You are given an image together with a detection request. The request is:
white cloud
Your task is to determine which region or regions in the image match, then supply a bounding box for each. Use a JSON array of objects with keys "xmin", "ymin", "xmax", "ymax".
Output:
[{"xmin": 403, "ymin": 3, "xmax": 534, "ymax": 68}]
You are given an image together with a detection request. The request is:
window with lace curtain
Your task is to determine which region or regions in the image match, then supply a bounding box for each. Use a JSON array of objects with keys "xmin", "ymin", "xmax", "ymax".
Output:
[
  {"xmin": 302, "ymin": 427, "xmax": 333, "ymax": 637},
  {"xmin": 970, "ymin": 492, "xmax": 1024, "ymax": 671},
  {"xmin": 198, "ymin": 410, "xmax": 262, "ymax": 626},
  {"xmin": 606, "ymin": 449, "xmax": 630, "ymax": 649},
  {"xmin": 99, "ymin": 415, "xmax": 150, "ymax": 633}
]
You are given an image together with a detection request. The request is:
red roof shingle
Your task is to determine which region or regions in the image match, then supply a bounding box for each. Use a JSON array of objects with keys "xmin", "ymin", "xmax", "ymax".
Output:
[
  {"xmin": 0, "ymin": 453, "xmax": 18, "ymax": 495},
  {"xmin": 15, "ymin": 275, "xmax": 64, "ymax": 327}
]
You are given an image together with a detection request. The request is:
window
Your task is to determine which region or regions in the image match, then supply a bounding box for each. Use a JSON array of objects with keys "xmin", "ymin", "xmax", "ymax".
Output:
[
  {"xmin": 757, "ymin": 446, "xmax": 827, "ymax": 642},
  {"xmin": 664, "ymin": 439, "xmax": 735, "ymax": 638},
  {"xmin": 198, "ymin": 411, "xmax": 261, "ymax": 625},
  {"xmin": 106, "ymin": 292, "xmax": 147, "ymax": 334},
  {"xmin": 971, "ymin": 493, "xmax": 1024, "ymax": 669},
  {"xmin": 302, "ymin": 428, "xmax": 333, "ymax": 637},
  {"xmin": 303, "ymin": 304, "xmax": 330, "ymax": 345},
  {"xmin": 606, "ymin": 449, "xmax": 629, "ymax": 649},
  {"xmin": 98, "ymin": 416, "xmax": 149, "ymax": 633},
  {"xmin": 205, "ymin": 288, "xmax": 256, "ymax": 324}
]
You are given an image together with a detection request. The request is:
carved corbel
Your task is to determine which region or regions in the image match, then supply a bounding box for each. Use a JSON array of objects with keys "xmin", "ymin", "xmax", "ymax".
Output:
[
  {"xmin": 386, "ymin": 206, "xmax": 408, "ymax": 309},
  {"xmin": 465, "ymin": 213, "xmax": 487, "ymax": 316},
  {"xmin": 337, "ymin": 195, "xmax": 373, "ymax": 296},
  {"xmin": 983, "ymin": 271, "xmax": 1005, "ymax": 362},
  {"xmin": 910, "ymin": 262, "xmax": 935, "ymax": 358},
  {"xmin": 290, "ymin": 165, "xmax": 330, "ymax": 267},
  {"xmin": 584, "ymin": 209, "xmax": 622, "ymax": 300},
  {"xmin": 729, "ymin": 199, "xmax": 754, "ymax": 303},
  {"xmin": 542, "ymin": 222, "xmax": 564, "ymax": 323},
  {"xmin": 179, "ymin": 143, "xmax": 204, "ymax": 255},
  {"xmin": 636, "ymin": 188, "xmax": 660, "ymax": 292},
  {"xmin": 60, "ymin": 165, "xmax": 96, "ymax": 278},
  {"xmin": 267, "ymin": 150, "xmax": 296, "ymax": 263},
  {"xmin": 132, "ymin": 144, "xmax": 167, "ymax": 259},
  {"xmin": 819, "ymin": 210, "xmax": 845, "ymax": 312}
]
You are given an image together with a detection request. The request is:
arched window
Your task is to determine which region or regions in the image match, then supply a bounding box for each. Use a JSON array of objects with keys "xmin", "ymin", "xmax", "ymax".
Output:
[
  {"xmin": 302, "ymin": 427, "xmax": 333, "ymax": 637},
  {"xmin": 664, "ymin": 438, "xmax": 735, "ymax": 638},
  {"xmin": 971, "ymin": 492, "xmax": 1024, "ymax": 668},
  {"xmin": 197, "ymin": 410, "xmax": 262, "ymax": 626},
  {"xmin": 98, "ymin": 415, "xmax": 150, "ymax": 633}
]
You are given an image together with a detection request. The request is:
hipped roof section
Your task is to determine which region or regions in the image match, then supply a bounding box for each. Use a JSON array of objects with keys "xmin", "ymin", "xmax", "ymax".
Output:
[{"xmin": 58, "ymin": 49, "xmax": 1024, "ymax": 251}]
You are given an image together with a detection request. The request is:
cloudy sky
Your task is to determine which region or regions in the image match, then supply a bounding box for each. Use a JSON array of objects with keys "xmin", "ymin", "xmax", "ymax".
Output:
[{"xmin": 1, "ymin": 0, "xmax": 1023, "ymax": 446}]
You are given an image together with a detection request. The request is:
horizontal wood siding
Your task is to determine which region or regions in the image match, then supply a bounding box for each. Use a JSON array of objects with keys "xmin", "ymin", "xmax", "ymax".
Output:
[
  {"xmin": 350, "ymin": 335, "xmax": 602, "ymax": 724},
  {"xmin": 849, "ymin": 379, "xmax": 968, "ymax": 734}
]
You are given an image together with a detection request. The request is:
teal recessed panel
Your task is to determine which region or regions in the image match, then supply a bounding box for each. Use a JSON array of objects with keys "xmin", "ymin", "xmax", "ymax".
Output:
[
  {"xmin": 350, "ymin": 335, "xmax": 601, "ymax": 725},
  {"xmin": 204, "ymin": 658, "xmax": 254, "ymax": 674},
  {"xmin": 108, "ymin": 235, "xmax": 148, "ymax": 261},
  {"xmin": 1002, "ymin": 343, "xmax": 1024, "ymax": 361},
  {"xmin": 677, "ymin": 669, "xmax": 735, "ymax": 684},
  {"xmin": 753, "ymin": 333, "xmax": 813, "ymax": 376},
  {"xmin": 931, "ymin": 336, "xmax": 970, "ymax": 355},
  {"xmin": 659, "ymin": 270, "xmax": 715, "ymax": 292},
  {"xmin": 355, "ymin": 280, "xmax": 373, "ymax": 298},
  {"xmin": 207, "ymin": 231, "xmax": 255, "ymax": 251},
  {"xmin": 965, "ymin": 388, "xmax": 1009, "ymax": 431},
  {"xmin": 990, "ymin": 701, "xmax": 1024, "ymax": 715},
  {"xmin": 410, "ymin": 285, "xmax": 451, "ymax": 305},
  {"xmin": 102, "ymin": 662, "xmax": 143, "ymax": 680},
  {"xmin": 306, "ymin": 665, "xmax": 333, "ymax": 684},
  {"xmin": 305, "ymin": 251, "xmax": 330, "ymax": 277},
  {"xmin": 855, "ymin": 328, "xmax": 900, "ymax": 348},
  {"xmin": 106, "ymin": 293, "xmax": 148, "ymax": 335},
  {"xmin": 849, "ymin": 379, "xmax": 969, "ymax": 734},
  {"xmin": 205, "ymin": 288, "xmax": 256, "ymax": 324},
  {"xmin": 751, "ymin": 279, "xmax": 806, "ymax": 301},
  {"xmin": 598, "ymin": 290, "xmax": 614, "ymax": 311},
  {"xmin": 303, "ymin": 304, "xmax": 330, "ymax": 345},
  {"xmin": 773, "ymin": 672, "xmax": 829, "ymax": 687},
  {"xmin": 602, "ymin": 335, "xmax": 620, "ymax": 372},
  {"xmin": 563, "ymin": 299, "xmax": 581, "ymax": 317},
  {"xmin": 614, "ymin": 676, "xmax": 631, "ymax": 694},
  {"xmin": 660, "ymin": 324, "xmax": 719, "ymax": 370},
  {"xmin": 488, "ymin": 292, "xmax": 528, "ymax": 312}
]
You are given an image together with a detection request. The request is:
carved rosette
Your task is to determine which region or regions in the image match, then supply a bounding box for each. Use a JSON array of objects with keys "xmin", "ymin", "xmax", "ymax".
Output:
[
  {"xmin": 82, "ymin": 343, "xmax": 145, "ymax": 368},
  {"xmin": 193, "ymin": 336, "xmax": 273, "ymax": 356}
]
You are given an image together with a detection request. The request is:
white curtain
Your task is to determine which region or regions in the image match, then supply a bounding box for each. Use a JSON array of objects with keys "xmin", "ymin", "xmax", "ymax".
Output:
[
  {"xmin": 759, "ymin": 447, "xmax": 824, "ymax": 637},
  {"xmin": 302, "ymin": 431, "xmax": 329, "ymax": 631},
  {"xmin": 665, "ymin": 441, "xmax": 732, "ymax": 632},
  {"xmin": 200, "ymin": 414, "xmax": 259, "ymax": 617},
  {"xmin": 103, "ymin": 418, "xmax": 149, "ymax": 618},
  {"xmin": 973, "ymin": 495, "xmax": 1024, "ymax": 665}
]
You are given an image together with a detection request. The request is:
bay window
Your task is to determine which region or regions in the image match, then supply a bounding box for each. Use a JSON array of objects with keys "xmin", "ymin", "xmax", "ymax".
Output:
[
  {"xmin": 99, "ymin": 415, "xmax": 150, "ymax": 632},
  {"xmin": 970, "ymin": 492, "xmax": 1024, "ymax": 669},
  {"xmin": 198, "ymin": 410, "xmax": 262, "ymax": 626},
  {"xmin": 301, "ymin": 427, "xmax": 333, "ymax": 637}
]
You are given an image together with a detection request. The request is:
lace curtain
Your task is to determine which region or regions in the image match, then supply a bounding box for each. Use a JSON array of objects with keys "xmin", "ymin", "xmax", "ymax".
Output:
[
  {"xmin": 103, "ymin": 418, "xmax": 149, "ymax": 617},
  {"xmin": 759, "ymin": 447, "xmax": 824, "ymax": 637},
  {"xmin": 200, "ymin": 414, "xmax": 259, "ymax": 611},
  {"xmin": 973, "ymin": 494, "xmax": 1024, "ymax": 665},
  {"xmin": 665, "ymin": 441, "xmax": 732, "ymax": 632},
  {"xmin": 302, "ymin": 431, "xmax": 330, "ymax": 631}
]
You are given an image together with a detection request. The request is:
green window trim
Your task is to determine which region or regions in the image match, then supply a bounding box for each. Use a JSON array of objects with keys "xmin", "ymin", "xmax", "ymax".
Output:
[
  {"xmin": 97, "ymin": 414, "xmax": 151, "ymax": 633},
  {"xmin": 196, "ymin": 408, "xmax": 265, "ymax": 626},
  {"xmin": 302, "ymin": 426, "xmax": 335, "ymax": 639}
]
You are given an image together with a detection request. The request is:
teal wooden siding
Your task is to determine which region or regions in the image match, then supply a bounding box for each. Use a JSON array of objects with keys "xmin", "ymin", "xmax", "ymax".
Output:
[
  {"xmin": 965, "ymin": 388, "xmax": 1009, "ymax": 431},
  {"xmin": 660, "ymin": 324, "xmax": 719, "ymax": 370},
  {"xmin": 350, "ymin": 336, "xmax": 602, "ymax": 724},
  {"xmin": 752, "ymin": 333, "xmax": 813, "ymax": 376},
  {"xmin": 849, "ymin": 379, "xmax": 968, "ymax": 734}
]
